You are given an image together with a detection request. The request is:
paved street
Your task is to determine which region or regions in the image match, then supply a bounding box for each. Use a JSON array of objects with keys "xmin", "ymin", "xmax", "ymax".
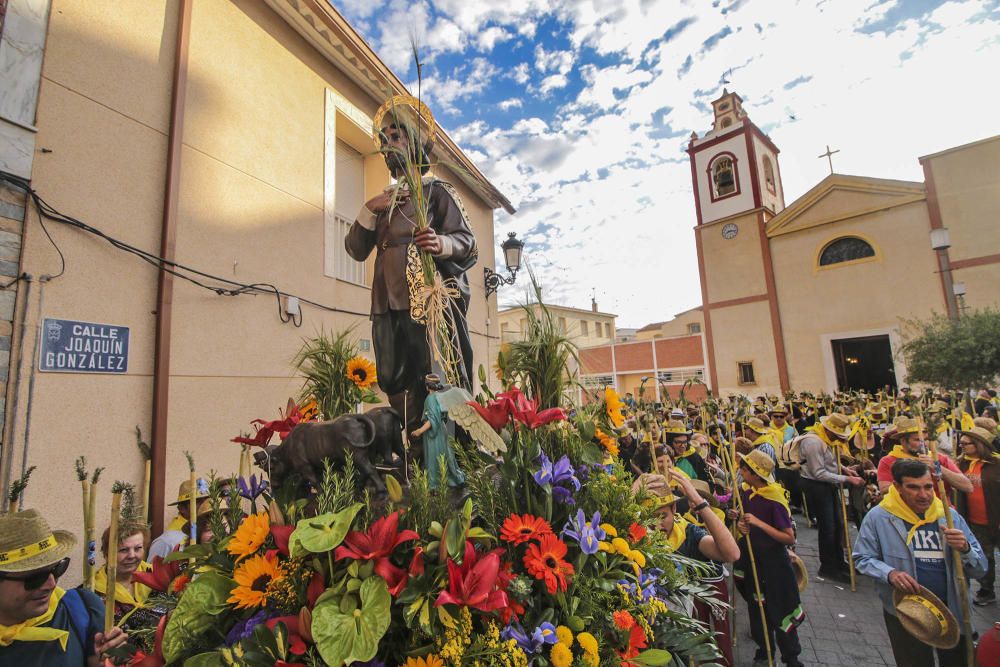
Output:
[{"xmin": 731, "ymin": 515, "xmax": 998, "ymax": 666}]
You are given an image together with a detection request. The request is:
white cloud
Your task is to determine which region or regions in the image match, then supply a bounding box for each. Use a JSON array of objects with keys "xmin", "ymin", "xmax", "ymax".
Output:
[
  {"xmin": 510, "ymin": 62, "xmax": 531, "ymax": 84},
  {"xmin": 538, "ymin": 73, "xmax": 569, "ymax": 94},
  {"xmin": 476, "ymin": 26, "xmax": 512, "ymax": 50},
  {"xmin": 499, "ymin": 97, "xmax": 524, "ymax": 110}
]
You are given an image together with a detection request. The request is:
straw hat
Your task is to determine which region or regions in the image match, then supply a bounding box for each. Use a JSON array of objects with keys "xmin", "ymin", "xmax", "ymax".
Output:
[
  {"xmin": 960, "ymin": 426, "xmax": 997, "ymax": 450},
  {"xmin": 688, "ymin": 478, "xmax": 720, "ymax": 508},
  {"xmin": 647, "ymin": 486, "xmax": 682, "ymax": 511},
  {"xmin": 0, "ymin": 509, "xmax": 77, "ymax": 574},
  {"xmin": 169, "ymin": 478, "xmax": 210, "ymax": 506},
  {"xmin": 744, "ymin": 417, "xmax": 770, "ymax": 435},
  {"xmin": 769, "ymin": 405, "xmax": 789, "ymax": 417},
  {"xmin": 739, "ymin": 449, "xmax": 776, "ymax": 483},
  {"xmin": 892, "ymin": 586, "xmax": 959, "ymax": 649},
  {"xmin": 884, "ymin": 416, "xmax": 924, "ymax": 443},
  {"xmin": 926, "ymin": 400, "xmax": 950, "ymax": 414},
  {"xmin": 663, "ymin": 420, "xmax": 692, "ymax": 437},
  {"xmin": 789, "ymin": 550, "xmax": 808, "ymax": 592},
  {"xmin": 819, "ymin": 413, "xmax": 852, "ymax": 439}
]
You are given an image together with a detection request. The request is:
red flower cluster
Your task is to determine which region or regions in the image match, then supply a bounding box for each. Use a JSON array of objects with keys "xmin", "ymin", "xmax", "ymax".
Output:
[
  {"xmin": 468, "ymin": 387, "xmax": 567, "ymax": 432},
  {"xmin": 523, "ymin": 533, "xmax": 575, "ymax": 595},
  {"xmin": 628, "ymin": 522, "xmax": 647, "ymax": 544},
  {"xmin": 613, "ymin": 610, "xmax": 648, "ymax": 665},
  {"xmin": 435, "ymin": 541, "xmax": 508, "ymax": 613},
  {"xmin": 335, "ymin": 511, "xmax": 419, "ymax": 596},
  {"xmin": 231, "ymin": 399, "xmax": 316, "ymax": 448},
  {"xmin": 500, "ymin": 514, "xmax": 554, "ymax": 545}
]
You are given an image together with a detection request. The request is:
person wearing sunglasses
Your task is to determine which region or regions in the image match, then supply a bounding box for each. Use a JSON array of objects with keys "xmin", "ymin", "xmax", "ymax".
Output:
[{"xmin": 0, "ymin": 509, "xmax": 127, "ymax": 665}]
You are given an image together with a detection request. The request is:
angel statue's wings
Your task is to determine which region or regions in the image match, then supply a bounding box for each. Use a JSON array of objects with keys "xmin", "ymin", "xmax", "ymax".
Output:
[{"xmin": 436, "ymin": 387, "xmax": 507, "ymax": 455}]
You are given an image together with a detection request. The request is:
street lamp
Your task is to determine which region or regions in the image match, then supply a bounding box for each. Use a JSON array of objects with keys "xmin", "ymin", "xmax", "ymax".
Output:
[
  {"xmin": 484, "ymin": 232, "xmax": 525, "ymax": 297},
  {"xmin": 929, "ymin": 227, "xmax": 959, "ymax": 319}
]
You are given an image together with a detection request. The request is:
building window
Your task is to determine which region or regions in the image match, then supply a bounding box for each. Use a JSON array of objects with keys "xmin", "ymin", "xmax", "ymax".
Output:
[
  {"xmin": 605, "ymin": 323, "xmax": 612, "ymax": 338},
  {"xmin": 720, "ymin": 117, "xmax": 732, "ymax": 128},
  {"xmin": 332, "ymin": 140, "xmax": 367, "ymax": 285},
  {"xmin": 558, "ymin": 317, "xmax": 567, "ymax": 333},
  {"xmin": 687, "ymin": 322, "xmax": 701, "ymax": 334},
  {"xmin": 582, "ymin": 375, "xmax": 614, "ymax": 389},
  {"xmin": 763, "ymin": 156, "xmax": 776, "ymax": 195},
  {"xmin": 708, "ymin": 153, "xmax": 739, "ymax": 201},
  {"xmin": 737, "ymin": 361, "xmax": 756, "ymax": 385},
  {"xmin": 580, "ymin": 321, "xmax": 589, "ymax": 336},
  {"xmin": 819, "ymin": 237, "xmax": 876, "ymax": 266},
  {"xmin": 657, "ymin": 368, "xmax": 705, "ymax": 383}
]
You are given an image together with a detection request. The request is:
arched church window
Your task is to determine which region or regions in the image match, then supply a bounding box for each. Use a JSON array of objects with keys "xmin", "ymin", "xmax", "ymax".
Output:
[
  {"xmin": 711, "ymin": 155, "xmax": 736, "ymax": 197},
  {"xmin": 763, "ymin": 156, "xmax": 776, "ymax": 194},
  {"xmin": 819, "ymin": 237, "xmax": 876, "ymax": 266},
  {"xmin": 721, "ymin": 117, "xmax": 732, "ymax": 128}
]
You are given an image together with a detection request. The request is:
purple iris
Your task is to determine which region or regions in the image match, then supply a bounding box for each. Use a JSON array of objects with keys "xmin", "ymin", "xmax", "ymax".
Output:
[
  {"xmin": 352, "ymin": 661, "xmax": 387, "ymax": 667},
  {"xmin": 238, "ymin": 474, "xmax": 269, "ymax": 500},
  {"xmin": 533, "ymin": 453, "xmax": 581, "ymax": 494},
  {"xmin": 619, "ymin": 567, "xmax": 666, "ymax": 602},
  {"xmin": 502, "ymin": 621, "xmax": 558, "ymax": 655},
  {"xmin": 225, "ymin": 609, "xmax": 271, "ymax": 645},
  {"xmin": 562, "ymin": 509, "xmax": 607, "ymax": 555}
]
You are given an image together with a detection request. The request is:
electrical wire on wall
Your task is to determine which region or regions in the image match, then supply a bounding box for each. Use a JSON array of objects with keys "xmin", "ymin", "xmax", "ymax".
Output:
[{"xmin": 0, "ymin": 170, "xmax": 371, "ymax": 327}]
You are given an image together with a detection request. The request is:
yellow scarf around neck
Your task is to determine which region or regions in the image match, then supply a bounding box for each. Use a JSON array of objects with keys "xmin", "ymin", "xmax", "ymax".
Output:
[
  {"xmin": 675, "ymin": 445, "xmax": 697, "ymax": 459},
  {"xmin": 166, "ymin": 515, "xmax": 187, "ymax": 532},
  {"xmin": 807, "ymin": 424, "xmax": 848, "ymax": 452},
  {"xmin": 888, "ymin": 445, "xmax": 920, "ymax": 461},
  {"xmin": 879, "ymin": 484, "xmax": 945, "ymax": 544},
  {"xmin": 665, "ymin": 515, "xmax": 690, "ymax": 552},
  {"xmin": 94, "ymin": 561, "xmax": 152, "ymax": 607},
  {"xmin": 742, "ymin": 482, "xmax": 791, "ymax": 518},
  {"xmin": 684, "ymin": 506, "xmax": 726, "ymax": 527},
  {"xmin": 0, "ymin": 586, "xmax": 69, "ymax": 650}
]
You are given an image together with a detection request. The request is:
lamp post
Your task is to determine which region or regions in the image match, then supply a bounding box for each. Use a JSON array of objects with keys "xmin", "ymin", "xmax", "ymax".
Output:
[
  {"xmin": 930, "ymin": 227, "xmax": 959, "ymax": 319},
  {"xmin": 484, "ymin": 232, "xmax": 524, "ymax": 297}
]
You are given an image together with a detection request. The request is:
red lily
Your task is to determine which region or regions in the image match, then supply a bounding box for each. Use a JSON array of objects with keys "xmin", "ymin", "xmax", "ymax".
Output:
[
  {"xmin": 467, "ymin": 395, "xmax": 513, "ymax": 431},
  {"xmin": 334, "ymin": 511, "xmax": 419, "ymax": 595},
  {"xmin": 501, "ymin": 387, "xmax": 567, "ymax": 429},
  {"xmin": 125, "ymin": 613, "xmax": 168, "ymax": 666},
  {"xmin": 265, "ymin": 616, "xmax": 308, "ymax": 655},
  {"xmin": 435, "ymin": 541, "xmax": 508, "ymax": 613},
  {"xmin": 231, "ymin": 400, "xmax": 317, "ymax": 447},
  {"xmin": 306, "ymin": 571, "xmax": 325, "ymax": 608},
  {"xmin": 271, "ymin": 524, "xmax": 294, "ymax": 556},
  {"xmin": 131, "ymin": 555, "xmax": 183, "ymax": 594}
]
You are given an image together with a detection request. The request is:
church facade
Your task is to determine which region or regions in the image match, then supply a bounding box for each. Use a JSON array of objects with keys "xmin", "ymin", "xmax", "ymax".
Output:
[{"xmin": 689, "ymin": 90, "xmax": 1000, "ymax": 397}]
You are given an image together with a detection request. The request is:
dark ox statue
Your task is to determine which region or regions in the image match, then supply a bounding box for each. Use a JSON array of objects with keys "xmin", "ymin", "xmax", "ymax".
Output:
[{"xmin": 254, "ymin": 407, "xmax": 405, "ymax": 499}]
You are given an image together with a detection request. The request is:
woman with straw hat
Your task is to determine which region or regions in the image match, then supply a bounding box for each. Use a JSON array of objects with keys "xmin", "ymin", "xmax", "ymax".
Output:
[
  {"xmin": 0, "ymin": 509, "xmax": 127, "ymax": 665},
  {"xmin": 955, "ymin": 425, "xmax": 1000, "ymax": 606}
]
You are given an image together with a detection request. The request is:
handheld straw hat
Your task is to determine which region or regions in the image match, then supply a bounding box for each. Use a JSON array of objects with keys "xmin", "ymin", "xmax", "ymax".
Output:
[
  {"xmin": 0, "ymin": 509, "xmax": 77, "ymax": 574},
  {"xmin": 892, "ymin": 585, "xmax": 959, "ymax": 649},
  {"xmin": 789, "ymin": 550, "xmax": 808, "ymax": 592}
]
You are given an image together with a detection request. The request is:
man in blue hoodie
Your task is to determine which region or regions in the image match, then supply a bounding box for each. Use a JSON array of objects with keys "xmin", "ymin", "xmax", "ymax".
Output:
[{"xmin": 853, "ymin": 458, "xmax": 986, "ymax": 666}]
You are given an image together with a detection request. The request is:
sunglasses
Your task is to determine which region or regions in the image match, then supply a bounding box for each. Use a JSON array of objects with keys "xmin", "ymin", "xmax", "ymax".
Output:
[{"xmin": 1, "ymin": 557, "xmax": 70, "ymax": 590}]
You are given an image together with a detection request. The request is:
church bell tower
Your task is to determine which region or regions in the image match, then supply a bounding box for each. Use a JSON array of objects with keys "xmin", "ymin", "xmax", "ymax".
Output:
[{"xmin": 687, "ymin": 89, "xmax": 789, "ymax": 396}]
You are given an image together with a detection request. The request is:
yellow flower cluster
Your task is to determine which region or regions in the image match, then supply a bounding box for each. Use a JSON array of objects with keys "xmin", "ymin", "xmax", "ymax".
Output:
[
  {"xmin": 577, "ymin": 632, "xmax": 600, "ymax": 666},
  {"xmin": 546, "ymin": 624, "xmax": 600, "ymax": 667},
  {"xmin": 437, "ymin": 607, "xmax": 473, "ymax": 665},
  {"xmin": 601, "ymin": 536, "xmax": 646, "ymax": 574},
  {"xmin": 264, "ymin": 558, "xmax": 308, "ymax": 611},
  {"xmin": 474, "ymin": 621, "xmax": 528, "ymax": 667}
]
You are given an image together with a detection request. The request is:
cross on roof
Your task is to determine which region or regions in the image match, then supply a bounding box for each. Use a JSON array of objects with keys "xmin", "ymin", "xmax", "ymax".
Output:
[{"xmin": 818, "ymin": 145, "xmax": 840, "ymax": 174}]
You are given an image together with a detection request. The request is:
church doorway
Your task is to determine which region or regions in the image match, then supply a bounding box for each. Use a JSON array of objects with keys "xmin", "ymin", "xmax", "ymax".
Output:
[{"xmin": 831, "ymin": 335, "xmax": 896, "ymax": 393}]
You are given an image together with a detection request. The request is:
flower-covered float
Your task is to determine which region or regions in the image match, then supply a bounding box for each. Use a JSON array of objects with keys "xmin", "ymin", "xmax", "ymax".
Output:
[{"xmin": 115, "ymin": 322, "xmax": 725, "ymax": 667}]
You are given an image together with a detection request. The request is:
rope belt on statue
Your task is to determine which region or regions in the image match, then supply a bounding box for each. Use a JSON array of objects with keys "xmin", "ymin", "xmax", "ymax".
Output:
[{"xmin": 379, "ymin": 239, "xmax": 412, "ymax": 250}]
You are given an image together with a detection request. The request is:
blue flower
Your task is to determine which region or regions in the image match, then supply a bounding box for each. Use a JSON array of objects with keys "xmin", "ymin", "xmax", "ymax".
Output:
[
  {"xmin": 562, "ymin": 510, "xmax": 607, "ymax": 555},
  {"xmin": 225, "ymin": 609, "xmax": 272, "ymax": 645},
  {"xmin": 238, "ymin": 474, "xmax": 269, "ymax": 500},
  {"xmin": 537, "ymin": 621, "xmax": 558, "ymax": 645},
  {"xmin": 502, "ymin": 621, "xmax": 559, "ymax": 655},
  {"xmin": 551, "ymin": 455, "xmax": 581, "ymax": 490}
]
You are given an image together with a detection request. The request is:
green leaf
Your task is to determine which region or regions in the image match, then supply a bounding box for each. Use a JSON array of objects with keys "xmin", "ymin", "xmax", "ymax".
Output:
[
  {"xmin": 162, "ymin": 572, "xmax": 235, "ymax": 663},
  {"xmin": 313, "ymin": 576, "xmax": 392, "ymax": 666},
  {"xmin": 632, "ymin": 648, "xmax": 674, "ymax": 665},
  {"xmin": 444, "ymin": 517, "xmax": 466, "ymax": 561},
  {"xmin": 291, "ymin": 502, "xmax": 363, "ymax": 553},
  {"xmin": 183, "ymin": 652, "xmax": 226, "ymax": 667}
]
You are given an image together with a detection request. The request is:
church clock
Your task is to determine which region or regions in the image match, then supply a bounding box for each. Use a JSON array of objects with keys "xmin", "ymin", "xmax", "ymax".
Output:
[{"xmin": 721, "ymin": 223, "xmax": 738, "ymax": 239}]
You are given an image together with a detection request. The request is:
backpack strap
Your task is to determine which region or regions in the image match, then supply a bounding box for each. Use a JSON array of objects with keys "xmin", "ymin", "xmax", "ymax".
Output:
[{"xmin": 62, "ymin": 588, "xmax": 91, "ymax": 652}]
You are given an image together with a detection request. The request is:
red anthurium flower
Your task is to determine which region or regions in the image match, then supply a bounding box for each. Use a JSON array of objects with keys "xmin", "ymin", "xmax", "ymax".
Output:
[
  {"xmin": 131, "ymin": 555, "xmax": 183, "ymax": 594},
  {"xmin": 335, "ymin": 511, "xmax": 419, "ymax": 596},
  {"xmin": 628, "ymin": 522, "xmax": 647, "ymax": 544},
  {"xmin": 435, "ymin": 542, "xmax": 508, "ymax": 613},
  {"xmin": 271, "ymin": 524, "xmax": 294, "ymax": 556},
  {"xmin": 306, "ymin": 571, "xmax": 325, "ymax": 609},
  {"xmin": 265, "ymin": 616, "xmax": 308, "ymax": 655},
  {"xmin": 127, "ymin": 651, "xmax": 164, "ymax": 667}
]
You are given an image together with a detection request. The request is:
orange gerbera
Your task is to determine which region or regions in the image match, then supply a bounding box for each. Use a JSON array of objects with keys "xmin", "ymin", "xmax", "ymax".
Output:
[
  {"xmin": 500, "ymin": 513, "xmax": 554, "ymax": 545},
  {"xmin": 524, "ymin": 534, "xmax": 574, "ymax": 594},
  {"xmin": 612, "ymin": 610, "xmax": 636, "ymax": 630},
  {"xmin": 404, "ymin": 655, "xmax": 444, "ymax": 667},
  {"xmin": 346, "ymin": 356, "xmax": 377, "ymax": 389},
  {"xmin": 227, "ymin": 511, "xmax": 270, "ymax": 561},
  {"xmin": 228, "ymin": 552, "xmax": 282, "ymax": 609},
  {"xmin": 595, "ymin": 428, "xmax": 619, "ymax": 457}
]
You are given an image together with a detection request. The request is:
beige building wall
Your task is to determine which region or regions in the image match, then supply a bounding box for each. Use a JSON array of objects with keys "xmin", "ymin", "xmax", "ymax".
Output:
[
  {"xmin": 3, "ymin": 0, "xmax": 504, "ymax": 582},
  {"xmin": 636, "ymin": 308, "xmax": 704, "ymax": 340},
  {"xmin": 709, "ymin": 299, "xmax": 781, "ymax": 395},
  {"xmin": 700, "ymin": 212, "xmax": 767, "ymax": 304},
  {"xmin": 497, "ymin": 303, "xmax": 616, "ymax": 349}
]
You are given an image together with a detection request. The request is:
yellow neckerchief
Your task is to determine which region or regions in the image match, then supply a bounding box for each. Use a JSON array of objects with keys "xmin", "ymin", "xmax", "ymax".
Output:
[
  {"xmin": 664, "ymin": 514, "xmax": 690, "ymax": 552},
  {"xmin": 878, "ymin": 484, "xmax": 945, "ymax": 544},
  {"xmin": 167, "ymin": 515, "xmax": 187, "ymax": 532},
  {"xmin": 684, "ymin": 506, "xmax": 726, "ymax": 527},
  {"xmin": 936, "ymin": 422, "xmax": 949, "ymax": 436},
  {"xmin": 94, "ymin": 561, "xmax": 152, "ymax": 607},
  {"xmin": 0, "ymin": 586, "xmax": 69, "ymax": 650},
  {"xmin": 806, "ymin": 424, "xmax": 848, "ymax": 452},
  {"xmin": 675, "ymin": 445, "xmax": 697, "ymax": 459},
  {"xmin": 752, "ymin": 433, "xmax": 772, "ymax": 448},
  {"xmin": 742, "ymin": 482, "xmax": 791, "ymax": 518},
  {"xmin": 888, "ymin": 444, "xmax": 920, "ymax": 460}
]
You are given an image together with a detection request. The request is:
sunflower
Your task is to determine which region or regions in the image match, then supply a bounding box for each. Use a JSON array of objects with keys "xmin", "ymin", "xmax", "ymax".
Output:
[
  {"xmin": 604, "ymin": 387, "xmax": 625, "ymax": 428},
  {"xmin": 346, "ymin": 356, "xmax": 377, "ymax": 389},
  {"xmin": 500, "ymin": 513, "xmax": 554, "ymax": 545},
  {"xmin": 595, "ymin": 428, "xmax": 619, "ymax": 457},
  {"xmin": 523, "ymin": 534, "xmax": 574, "ymax": 594},
  {"xmin": 228, "ymin": 552, "xmax": 283, "ymax": 609},
  {"xmin": 227, "ymin": 511, "xmax": 270, "ymax": 561},
  {"xmin": 404, "ymin": 655, "xmax": 444, "ymax": 667}
]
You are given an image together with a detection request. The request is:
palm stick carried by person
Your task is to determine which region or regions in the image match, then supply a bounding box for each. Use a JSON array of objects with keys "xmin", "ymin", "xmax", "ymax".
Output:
[
  {"xmin": 834, "ymin": 444, "xmax": 857, "ymax": 591},
  {"xmin": 104, "ymin": 484, "xmax": 123, "ymax": 635}
]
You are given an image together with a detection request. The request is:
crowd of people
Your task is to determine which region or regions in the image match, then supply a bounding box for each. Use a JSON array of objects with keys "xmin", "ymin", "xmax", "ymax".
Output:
[{"xmin": 2, "ymin": 386, "xmax": 1000, "ymax": 665}]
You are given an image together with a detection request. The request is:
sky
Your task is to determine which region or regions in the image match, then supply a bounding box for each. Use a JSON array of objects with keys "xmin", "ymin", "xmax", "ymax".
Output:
[{"xmin": 334, "ymin": 0, "xmax": 1000, "ymax": 328}]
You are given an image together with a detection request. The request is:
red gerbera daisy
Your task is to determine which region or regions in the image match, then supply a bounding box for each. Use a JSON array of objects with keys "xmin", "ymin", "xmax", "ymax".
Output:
[
  {"xmin": 628, "ymin": 522, "xmax": 647, "ymax": 544},
  {"xmin": 500, "ymin": 513, "xmax": 554, "ymax": 545},
  {"xmin": 523, "ymin": 534, "xmax": 574, "ymax": 594}
]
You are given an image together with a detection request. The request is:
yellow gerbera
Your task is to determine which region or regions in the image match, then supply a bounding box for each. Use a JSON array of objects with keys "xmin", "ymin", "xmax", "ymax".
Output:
[
  {"xmin": 604, "ymin": 387, "xmax": 625, "ymax": 428},
  {"xmin": 228, "ymin": 552, "xmax": 282, "ymax": 609},
  {"xmin": 346, "ymin": 356, "xmax": 378, "ymax": 389},
  {"xmin": 595, "ymin": 428, "xmax": 619, "ymax": 457},
  {"xmin": 227, "ymin": 511, "xmax": 269, "ymax": 561},
  {"xmin": 551, "ymin": 642, "xmax": 573, "ymax": 667},
  {"xmin": 555, "ymin": 625, "xmax": 573, "ymax": 646},
  {"xmin": 404, "ymin": 655, "xmax": 444, "ymax": 667},
  {"xmin": 577, "ymin": 630, "xmax": 599, "ymax": 666}
]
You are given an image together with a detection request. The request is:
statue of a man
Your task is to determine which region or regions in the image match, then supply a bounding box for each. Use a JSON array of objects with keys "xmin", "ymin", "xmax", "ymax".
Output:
[{"xmin": 345, "ymin": 98, "xmax": 478, "ymax": 430}]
